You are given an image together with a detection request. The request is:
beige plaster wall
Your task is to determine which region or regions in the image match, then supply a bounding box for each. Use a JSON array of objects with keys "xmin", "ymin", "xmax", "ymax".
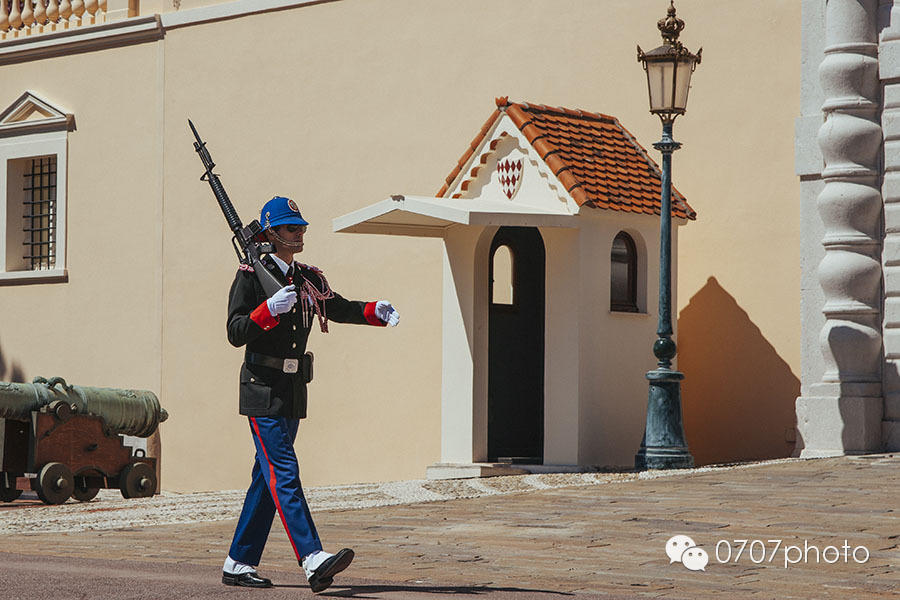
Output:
[
  {"xmin": 541, "ymin": 226, "xmax": 580, "ymax": 465},
  {"xmin": 576, "ymin": 212, "xmax": 667, "ymax": 466},
  {"xmin": 0, "ymin": 0, "xmax": 801, "ymax": 490},
  {"xmin": 0, "ymin": 42, "xmax": 164, "ymax": 398},
  {"xmin": 141, "ymin": 0, "xmax": 220, "ymax": 14},
  {"xmin": 668, "ymin": 2, "xmax": 802, "ymax": 465},
  {"xmin": 161, "ymin": 1, "xmax": 448, "ymax": 490},
  {"xmin": 439, "ymin": 225, "xmax": 484, "ymax": 464}
]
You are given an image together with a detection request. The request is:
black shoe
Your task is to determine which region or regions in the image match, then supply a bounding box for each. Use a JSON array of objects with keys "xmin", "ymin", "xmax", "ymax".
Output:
[
  {"xmin": 307, "ymin": 548, "xmax": 354, "ymax": 593},
  {"xmin": 222, "ymin": 571, "xmax": 273, "ymax": 588}
]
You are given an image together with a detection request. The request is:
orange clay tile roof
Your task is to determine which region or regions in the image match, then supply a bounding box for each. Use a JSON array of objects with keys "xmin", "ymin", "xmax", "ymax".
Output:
[{"xmin": 437, "ymin": 97, "xmax": 696, "ymax": 220}]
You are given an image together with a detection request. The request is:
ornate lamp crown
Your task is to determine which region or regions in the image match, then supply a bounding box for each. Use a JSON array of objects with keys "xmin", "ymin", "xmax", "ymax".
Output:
[{"xmin": 658, "ymin": 0, "xmax": 685, "ymax": 47}]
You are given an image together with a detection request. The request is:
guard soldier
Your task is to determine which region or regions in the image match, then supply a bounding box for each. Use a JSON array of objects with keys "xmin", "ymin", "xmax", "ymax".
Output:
[{"xmin": 221, "ymin": 196, "xmax": 400, "ymax": 593}]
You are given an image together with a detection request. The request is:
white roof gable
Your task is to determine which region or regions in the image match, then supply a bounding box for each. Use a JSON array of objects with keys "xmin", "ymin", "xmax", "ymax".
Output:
[
  {"xmin": 443, "ymin": 114, "xmax": 582, "ymax": 215},
  {"xmin": 0, "ymin": 91, "xmax": 74, "ymax": 137}
]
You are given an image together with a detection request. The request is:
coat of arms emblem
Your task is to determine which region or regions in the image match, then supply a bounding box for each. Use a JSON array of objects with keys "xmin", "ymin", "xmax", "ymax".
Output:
[{"xmin": 497, "ymin": 157, "xmax": 523, "ymax": 200}]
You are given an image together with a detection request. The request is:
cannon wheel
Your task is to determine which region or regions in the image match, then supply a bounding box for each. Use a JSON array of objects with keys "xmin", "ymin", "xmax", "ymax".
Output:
[
  {"xmin": 34, "ymin": 462, "xmax": 74, "ymax": 505},
  {"xmin": 72, "ymin": 471, "xmax": 101, "ymax": 503},
  {"xmin": 0, "ymin": 475, "xmax": 22, "ymax": 502},
  {"xmin": 72, "ymin": 485, "xmax": 100, "ymax": 502},
  {"xmin": 119, "ymin": 462, "xmax": 156, "ymax": 499}
]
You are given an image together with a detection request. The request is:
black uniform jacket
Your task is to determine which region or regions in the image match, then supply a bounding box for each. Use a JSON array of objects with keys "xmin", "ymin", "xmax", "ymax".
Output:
[{"xmin": 227, "ymin": 255, "xmax": 383, "ymax": 419}]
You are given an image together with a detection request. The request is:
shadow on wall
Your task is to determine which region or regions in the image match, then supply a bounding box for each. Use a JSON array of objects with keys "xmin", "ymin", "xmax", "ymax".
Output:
[
  {"xmin": 0, "ymin": 339, "xmax": 26, "ymax": 382},
  {"xmin": 677, "ymin": 277, "xmax": 798, "ymax": 465}
]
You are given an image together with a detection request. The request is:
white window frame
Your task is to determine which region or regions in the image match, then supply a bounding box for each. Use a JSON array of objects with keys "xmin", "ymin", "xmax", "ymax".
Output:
[{"xmin": 0, "ymin": 93, "xmax": 70, "ymax": 284}]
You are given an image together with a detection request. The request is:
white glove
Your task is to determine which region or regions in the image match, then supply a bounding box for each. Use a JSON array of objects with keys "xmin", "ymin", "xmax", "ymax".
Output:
[
  {"xmin": 375, "ymin": 300, "xmax": 400, "ymax": 327},
  {"xmin": 267, "ymin": 284, "xmax": 297, "ymax": 316}
]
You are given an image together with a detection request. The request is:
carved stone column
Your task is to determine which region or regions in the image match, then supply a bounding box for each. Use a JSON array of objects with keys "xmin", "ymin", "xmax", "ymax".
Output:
[
  {"xmin": 796, "ymin": 0, "xmax": 884, "ymax": 456},
  {"xmin": 878, "ymin": 0, "xmax": 900, "ymax": 451}
]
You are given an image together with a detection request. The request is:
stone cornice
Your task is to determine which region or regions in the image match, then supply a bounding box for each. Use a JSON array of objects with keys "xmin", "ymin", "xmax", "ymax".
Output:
[
  {"xmin": 160, "ymin": 0, "xmax": 340, "ymax": 30},
  {"xmin": 0, "ymin": 0, "xmax": 343, "ymax": 65},
  {"xmin": 0, "ymin": 114, "xmax": 74, "ymax": 137},
  {"xmin": 0, "ymin": 15, "xmax": 163, "ymax": 66}
]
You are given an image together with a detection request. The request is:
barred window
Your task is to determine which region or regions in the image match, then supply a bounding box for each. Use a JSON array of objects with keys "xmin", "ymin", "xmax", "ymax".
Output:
[
  {"xmin": 22, "ymin": 156, "xmax": 57, "ymax": 270},
  {"xmin": 0, "ymin": 91, "xmax": 70, "ymax": 282}
]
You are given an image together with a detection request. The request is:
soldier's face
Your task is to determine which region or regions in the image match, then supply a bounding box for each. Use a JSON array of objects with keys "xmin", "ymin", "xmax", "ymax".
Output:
[{"xmin": 267, "ymin": 224, "xmax": 305, "ymax": 253}]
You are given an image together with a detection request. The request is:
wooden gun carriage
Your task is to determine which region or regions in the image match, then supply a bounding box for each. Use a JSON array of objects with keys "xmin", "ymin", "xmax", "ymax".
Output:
[{"xmin": 0, "ymin": 377, "xmax": 167, "ymax": 505}]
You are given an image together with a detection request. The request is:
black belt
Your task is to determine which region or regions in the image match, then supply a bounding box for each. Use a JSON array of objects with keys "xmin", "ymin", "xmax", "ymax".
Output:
[
  {"xmin": 245, "ymin": 352, "xmax": 314, "ymax": 382},
  {"xmin": 246, "ymin": 352, "xmax": 300, "ymax": 374}
]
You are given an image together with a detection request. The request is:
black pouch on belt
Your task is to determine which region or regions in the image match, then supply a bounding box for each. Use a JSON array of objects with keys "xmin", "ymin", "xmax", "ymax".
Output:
[
  {"xmin": 291, "ymin": 352, "xmax": 314, "ymax": 419},
  {"xmin": 301, "ymin": 351, "xmax": 314, "ymax": 383},
  {"xmin": 291, "ymin": 377, "xmax": 308, "ymax": 419}
]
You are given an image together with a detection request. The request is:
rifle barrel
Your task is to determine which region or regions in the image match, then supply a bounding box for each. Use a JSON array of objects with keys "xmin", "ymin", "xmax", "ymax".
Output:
[{"xmin": 189, "ymin": 120, "xmax": 242, "ymax": 236}]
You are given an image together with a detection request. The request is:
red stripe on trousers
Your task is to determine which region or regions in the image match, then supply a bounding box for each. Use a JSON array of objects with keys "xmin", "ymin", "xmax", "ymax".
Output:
[{"xmin": 250, "ymin": 417, "xmax": 302, "ymax": 560}]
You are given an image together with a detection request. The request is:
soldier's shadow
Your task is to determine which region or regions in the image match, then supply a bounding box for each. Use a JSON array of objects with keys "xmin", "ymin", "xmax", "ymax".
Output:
[
  {"xmin": 0, "ymin": 338, "xmax": 26, "ymax": 383},
  {"xmin": 274, "ymin": 583, "xmax": 573, "ymax": 597},
  {"xmin": 318, "ymin": 584, "xmax": 574, "ymax": 597}
]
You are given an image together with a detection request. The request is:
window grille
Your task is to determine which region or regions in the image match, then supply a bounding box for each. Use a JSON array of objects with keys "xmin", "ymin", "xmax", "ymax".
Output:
[{"xmin": 22, "ymin": 156, "xmax": 56, "ymax": 270}]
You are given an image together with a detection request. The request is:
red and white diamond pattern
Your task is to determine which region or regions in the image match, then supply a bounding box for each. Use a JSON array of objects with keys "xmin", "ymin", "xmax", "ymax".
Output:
[{"xmin": 497, "ymin": 157, "xmax": 523, "ymax": 200}]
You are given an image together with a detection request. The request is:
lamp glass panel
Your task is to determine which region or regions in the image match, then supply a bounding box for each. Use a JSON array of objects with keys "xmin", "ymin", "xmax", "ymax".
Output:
[
  {"xmin": 673, "ymin": 58, "xmax": 695, "ymax": 110},
  {"xmin": 646, "ymin": 60, "xmax": 675, "ymax": 111}
]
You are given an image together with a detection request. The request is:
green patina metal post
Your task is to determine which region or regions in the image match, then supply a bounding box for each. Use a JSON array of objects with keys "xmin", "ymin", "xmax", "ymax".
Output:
[
  {"xmin": 634, "ymin": 1, "xmax": 700, "ymax": 470},
  {"xmin": 634, "ymin": 121, "xmax": 693, "ymax": 470}
]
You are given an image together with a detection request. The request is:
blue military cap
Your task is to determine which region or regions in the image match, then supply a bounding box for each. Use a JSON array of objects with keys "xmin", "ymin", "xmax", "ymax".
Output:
[{"xmin": 260, "ymin": 196, "xmax": 309, "ymax": 230}]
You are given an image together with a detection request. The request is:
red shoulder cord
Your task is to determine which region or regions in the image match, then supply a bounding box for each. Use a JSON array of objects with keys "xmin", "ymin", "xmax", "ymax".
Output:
[{"xmin": 293, "ymin": 266, "xmax": 334, "ymax": 333}]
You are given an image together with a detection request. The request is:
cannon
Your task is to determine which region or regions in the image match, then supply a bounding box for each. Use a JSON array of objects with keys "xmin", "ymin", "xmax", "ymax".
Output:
[{"xmin": 0, "ymin": 377, "xmax": 168, "ymax": 505}]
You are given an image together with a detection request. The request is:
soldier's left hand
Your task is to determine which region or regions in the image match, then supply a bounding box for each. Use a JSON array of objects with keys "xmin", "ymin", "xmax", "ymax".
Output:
[{"xmin": 375, "ymin": 300, "xmax": 400, "ymax": 327}]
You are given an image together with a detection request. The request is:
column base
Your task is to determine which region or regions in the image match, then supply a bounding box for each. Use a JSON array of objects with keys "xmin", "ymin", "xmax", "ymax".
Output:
[
  {"xmin": 425, "ymin": 463, "xmax": 529, "ymax": 480},
  {"xmin": 425, "ymin": 462, "xmax": 601, "ymax": 480},
  {"xmin": 882, "ymin": 420, "xmax": 900, "ymax": 451},
  {"xmin": 796, "ymin": 394, "xmax": 883, "ymax": 456}
]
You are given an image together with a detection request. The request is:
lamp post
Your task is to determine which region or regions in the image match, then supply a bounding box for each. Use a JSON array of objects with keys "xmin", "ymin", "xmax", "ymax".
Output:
[{"xmin": 634, "ymin": 1, "xmax": 700, "ymax": 470}]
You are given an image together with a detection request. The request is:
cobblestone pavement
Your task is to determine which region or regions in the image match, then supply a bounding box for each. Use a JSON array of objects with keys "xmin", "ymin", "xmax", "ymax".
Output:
[{"xmin": 0, "ymin": 455, "xmax": 897, "ymax": 599}]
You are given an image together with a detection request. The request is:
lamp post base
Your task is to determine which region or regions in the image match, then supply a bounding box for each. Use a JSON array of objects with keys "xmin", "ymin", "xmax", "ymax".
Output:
[
  {"xmin": 635, "ymin": 447, "xmax": 695, "ymax": 470},
  {"xmin": 635, "ymin": 368, "xmax": 695, "ymax": 470}
]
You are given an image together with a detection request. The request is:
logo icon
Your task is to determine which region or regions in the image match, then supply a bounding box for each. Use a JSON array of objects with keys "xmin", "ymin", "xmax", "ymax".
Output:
[
  {"xmin": 666, "ymin": 534, "xmax": 708, "ymax": 571},
  {"xmin": 681, "ymin": 546, "xmax": 709, "ymax": 571},
  {"xmin": 287, "ymin": 198, "xmax": 300, "ymax": 213},
  {"xmin": 497, "ymin": 157, "xmax": 523, "ymax": 200}
]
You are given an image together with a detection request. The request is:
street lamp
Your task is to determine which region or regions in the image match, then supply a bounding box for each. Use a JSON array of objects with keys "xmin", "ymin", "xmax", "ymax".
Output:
[{"xmin": 634, "ymin": 0, "xmax": 700, "ymax": 470}]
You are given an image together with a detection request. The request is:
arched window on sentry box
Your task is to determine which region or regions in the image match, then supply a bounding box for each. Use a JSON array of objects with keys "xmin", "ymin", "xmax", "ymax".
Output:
[
  {"xmin": 610, "ymin": 232, "xmax": 639, "ymax": 313},
  {"xmin": 491, "ymin": 244, "xmax": 514, "ymax": 305}
]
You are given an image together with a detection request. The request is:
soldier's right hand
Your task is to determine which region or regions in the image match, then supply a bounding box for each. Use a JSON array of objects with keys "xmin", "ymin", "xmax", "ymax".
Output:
[{"xmin": 267, "ymin": 284, "xmax": 297, "ymax": 316}]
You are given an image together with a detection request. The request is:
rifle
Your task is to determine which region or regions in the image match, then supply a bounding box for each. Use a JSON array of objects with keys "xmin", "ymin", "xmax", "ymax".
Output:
[{"xmin": 189, "ymin": 120, "xmax": 282, "ymax": 297}]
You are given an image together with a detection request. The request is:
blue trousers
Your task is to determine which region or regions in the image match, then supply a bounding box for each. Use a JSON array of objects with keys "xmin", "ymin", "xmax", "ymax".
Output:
[{"xmin": 228, "ymin": 416, "xmax": 322, "ymax": 565}]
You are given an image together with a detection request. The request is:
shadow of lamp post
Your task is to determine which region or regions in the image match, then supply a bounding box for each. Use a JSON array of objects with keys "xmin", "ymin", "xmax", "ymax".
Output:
[{"xmin": 635, "ymin": 0, "xmax": 701, "ymax": 470}]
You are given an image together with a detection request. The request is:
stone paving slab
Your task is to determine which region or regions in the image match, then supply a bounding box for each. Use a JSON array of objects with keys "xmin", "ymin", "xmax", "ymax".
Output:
[
  {"xmin": 0, "ymin": 461, "xmax": 780, "ymax": 534},
  {"xmin": 0, "ymin": 455, "xmax": 897, "ymax": 599}
]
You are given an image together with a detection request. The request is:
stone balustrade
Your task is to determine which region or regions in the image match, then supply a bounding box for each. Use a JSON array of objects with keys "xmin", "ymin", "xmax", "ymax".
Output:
[{"xmin": 0, "ymin": 1, "xmax": 109, "ymax": 39}]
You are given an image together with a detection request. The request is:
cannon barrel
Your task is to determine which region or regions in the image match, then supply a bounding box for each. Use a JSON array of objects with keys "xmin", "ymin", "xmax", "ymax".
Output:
[{"xmin": 0, "ymin": 377, "xmax": 167, "ymax": 438}]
